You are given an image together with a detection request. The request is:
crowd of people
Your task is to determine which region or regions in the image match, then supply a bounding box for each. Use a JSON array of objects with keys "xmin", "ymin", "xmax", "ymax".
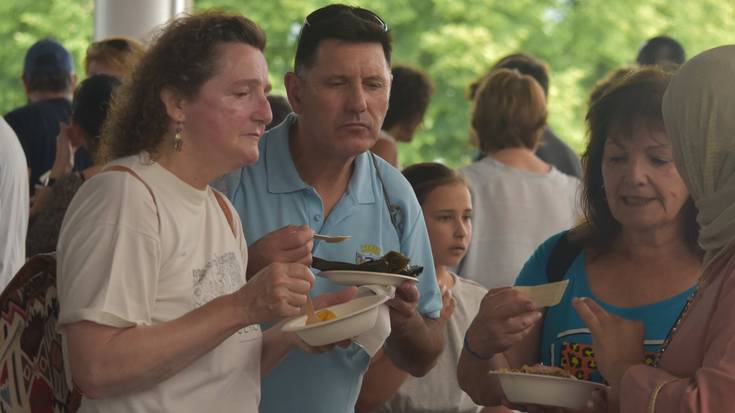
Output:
[{"xmin": 1, "ymin": 3, "xmax": 733, "ymax": 413}]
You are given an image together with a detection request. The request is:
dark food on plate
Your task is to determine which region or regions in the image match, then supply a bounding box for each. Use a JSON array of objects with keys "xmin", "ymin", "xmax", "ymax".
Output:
[
  {"xmin": 312, "ymin": 251, "xmax": 423, "ymax": 277},
  {"xmin": 499, "ymin": 364, "xmax": 576, "ymax": 379}
]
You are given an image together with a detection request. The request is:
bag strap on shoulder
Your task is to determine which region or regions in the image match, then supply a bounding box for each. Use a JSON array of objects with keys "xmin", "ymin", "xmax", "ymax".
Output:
[
  {"xmin": 102, "ymin": 165, "xmax": 236, "ymax": 237},
  {"xmin": 212, "ymin": 190, "xmax": 236, "ymax": 237},
  {"xmin": 103, "ymin": 165, "xmax": 161, "ymax": 233},
  {"xmin": 545, "ymin": 232, "xmax": 583, "ymax": 283}
]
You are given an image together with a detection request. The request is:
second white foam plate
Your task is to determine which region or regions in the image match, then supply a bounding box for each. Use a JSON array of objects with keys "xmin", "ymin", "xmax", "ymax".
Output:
[{"xmin": 318, "ymin": 270, "xmax": 418, "ymax": 287}]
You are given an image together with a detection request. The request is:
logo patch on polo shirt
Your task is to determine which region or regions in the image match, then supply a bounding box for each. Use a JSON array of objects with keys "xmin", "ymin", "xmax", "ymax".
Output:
[{"xmin": 356, "ymin": 244, "xmax": 382, "ymax": 264}]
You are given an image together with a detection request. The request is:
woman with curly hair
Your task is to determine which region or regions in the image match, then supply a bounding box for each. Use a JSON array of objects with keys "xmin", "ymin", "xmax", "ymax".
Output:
[{"xmin": 56, "ymin": 11, "xmax": 350, "ymax": 412}]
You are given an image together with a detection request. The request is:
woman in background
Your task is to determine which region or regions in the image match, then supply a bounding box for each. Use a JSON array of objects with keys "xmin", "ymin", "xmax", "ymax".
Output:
[
  {"xmin": 27, "ymin": 74, "xmax": 120, "ymax": 255},
  {"xmin": 457, "ymin": 68, "xmax": 580, "ymax": 290},
  {"xmin": 84, "ymin": 36, "xmax": 145, "ymax": 79}
]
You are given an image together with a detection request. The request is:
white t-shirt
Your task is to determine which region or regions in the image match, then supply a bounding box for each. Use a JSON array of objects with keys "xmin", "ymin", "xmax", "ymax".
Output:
[
  {"xmin": 0, "ymin": 118, "xmax": 28, "ymax": 290},
  {"xmin": 458, "ymin": 157, "xmax": 580, "ymax": 289},
  {"xmin": 376, "ymin": 274, "xmax": 487, "ymax": 413},
  {"xmin": 57, "ymin": 154, "xmax": 261, "ymax": 412}
]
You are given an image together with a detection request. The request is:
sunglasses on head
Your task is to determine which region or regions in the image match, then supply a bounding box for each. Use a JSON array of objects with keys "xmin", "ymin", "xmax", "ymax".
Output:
[
  {"xmin": 91, "ymin": 38, "xmax": 132, "ymax": 52},
  {"xmin": 303, "ymin": 5, "xmax": 388, "ymax": 32}
]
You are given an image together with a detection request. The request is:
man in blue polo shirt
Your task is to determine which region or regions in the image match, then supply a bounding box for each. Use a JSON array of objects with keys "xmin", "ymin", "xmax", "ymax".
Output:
[{"xmin": 223, "ymin": 4, "xmax": 444, "ymax": 413}]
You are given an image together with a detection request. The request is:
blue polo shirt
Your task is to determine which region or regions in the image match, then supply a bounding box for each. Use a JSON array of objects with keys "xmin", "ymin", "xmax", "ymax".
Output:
[{"xmin": 224, "ymin": 114, "xmax": 442, "ymax": 413}]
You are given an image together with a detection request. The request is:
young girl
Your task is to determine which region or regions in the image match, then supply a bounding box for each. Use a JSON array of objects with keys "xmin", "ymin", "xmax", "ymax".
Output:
[{"xmin": 357, "ymin": 162, "xmax": 491, "ymax": 413}]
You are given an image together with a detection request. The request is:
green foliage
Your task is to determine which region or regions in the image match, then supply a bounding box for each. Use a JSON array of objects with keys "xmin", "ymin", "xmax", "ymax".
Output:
[
  {"xmin": 0, "ymin": 0, "xmax": 93, "ymax": 112},
  {"xmin": 2, "ymin": 0, "xmax": 734, "ymax": 167}
]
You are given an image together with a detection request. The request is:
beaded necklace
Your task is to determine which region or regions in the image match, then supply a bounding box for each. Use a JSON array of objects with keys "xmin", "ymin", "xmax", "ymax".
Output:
[{"xmin": 652, "ymin": 284, "xmax": 700, "ymax": 367}]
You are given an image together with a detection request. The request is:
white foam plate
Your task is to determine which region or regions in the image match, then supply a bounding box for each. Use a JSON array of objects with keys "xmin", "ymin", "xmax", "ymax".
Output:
[
  {"xmin": 488, "ymin": 371, "xmax": 608, "ymax": 410},
  {"xmin": 282, "ymin": 294, "xmax": 390, "ymax": 346},
  {"xmin": 318, "ymin": 270, "xmax": 418, "ymax": 287}
]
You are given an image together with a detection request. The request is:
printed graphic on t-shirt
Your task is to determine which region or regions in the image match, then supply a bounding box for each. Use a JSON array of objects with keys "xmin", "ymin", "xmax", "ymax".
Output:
[
  {"xmin": 192, "ymin": 251, "xmax": 243, "ymax": 306},
  {"xmin": 559, "ymin": 341, "xmax": 657, "ymax": 382},
  {"xmin": 192, "ymin": 252, "xmax": 260, "ymax": 337}
]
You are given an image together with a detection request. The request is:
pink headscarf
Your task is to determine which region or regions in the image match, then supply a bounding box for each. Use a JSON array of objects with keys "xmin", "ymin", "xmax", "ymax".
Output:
[{"xmin": 663, "ymin": 45, "xmax": 735, "ymax": 272}]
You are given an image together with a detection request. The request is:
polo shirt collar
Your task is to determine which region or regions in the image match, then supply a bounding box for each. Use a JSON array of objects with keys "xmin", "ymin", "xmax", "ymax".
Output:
[
  {"xmin": 348, "ymin": 152, "xmax": 376, "ymax": 204},
  {"xmin": 264, "ymin": 113, "xmax": 376, "ymax": 205},
  {"xmin": 265, "ymin": 114, "xmax": 309, "ymax": 194}
]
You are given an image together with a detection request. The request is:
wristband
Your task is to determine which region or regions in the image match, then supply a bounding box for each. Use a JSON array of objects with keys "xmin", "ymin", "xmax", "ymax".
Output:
[{"xmin": 463, "ymin": 332, "xmax": 494, "ymax": 360}]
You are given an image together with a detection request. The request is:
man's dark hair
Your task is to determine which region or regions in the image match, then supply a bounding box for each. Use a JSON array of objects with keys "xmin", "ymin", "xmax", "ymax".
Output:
[
  {"xmin": 468, "ymin": 52, "xmax": 549, "ymax": 100},
  {"xmin": 25, "ymin": 73, "xmax": 74, "ymax": 94},
  {"xmin": 294, "ymin": 4, "xmax": 392, "ymax": 73},
  {"xmin": 383, "ymin": 65, "xmax": 433, "ymax": 130},
  {"xmin": 636, "ymin": 36, "xmax": 686, "ymax": 66}
]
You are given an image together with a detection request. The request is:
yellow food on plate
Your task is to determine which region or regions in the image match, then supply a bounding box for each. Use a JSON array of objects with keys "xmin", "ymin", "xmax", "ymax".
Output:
[{"xmin": 316, "ymin": 309, "xmax": 337, "ymax": 322}]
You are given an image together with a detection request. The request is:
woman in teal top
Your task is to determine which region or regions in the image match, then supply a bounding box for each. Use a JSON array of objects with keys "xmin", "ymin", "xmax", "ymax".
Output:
[
  {"xmin": 516, "ymin": 230, "xmax": 695, "ymax": 383},
  {"xmin": 458, "ymin": 66, "xmax": 702, "ymax": 409}
]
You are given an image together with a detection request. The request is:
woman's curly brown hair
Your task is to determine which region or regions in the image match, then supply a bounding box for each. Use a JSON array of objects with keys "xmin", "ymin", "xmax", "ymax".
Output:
[{"xmin": 98, "ymin": 11, "xmax": 266, "ymax": 163}]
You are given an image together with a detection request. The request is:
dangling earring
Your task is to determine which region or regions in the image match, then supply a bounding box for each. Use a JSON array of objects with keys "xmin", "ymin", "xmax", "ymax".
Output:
[{"xmin": 174, "ymin": 124, "xmax": 183, "ymax": 151}]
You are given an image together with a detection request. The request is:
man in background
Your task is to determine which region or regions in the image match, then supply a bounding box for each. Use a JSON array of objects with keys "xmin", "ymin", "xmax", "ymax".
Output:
[
  {"xmin": 5, "ymin": 38, "xmax": 77, "ymax": 195},
  {"xmin": 372, "ymin": 65, "xmax": 434, "ymax": 168},
  {"xmin": 636, "ymin": 35, "xmax": 686, "ymax": 66}
]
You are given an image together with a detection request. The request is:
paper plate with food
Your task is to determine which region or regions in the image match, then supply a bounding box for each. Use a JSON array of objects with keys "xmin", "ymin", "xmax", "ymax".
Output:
[
  {"xmin": 313, "ymin": 251, "xmax": 422, "ymax": 287},
  {"xmin": 281, "ymin": 294, "xmax": 390, "ymax": 346},
  {"xmin": 488, "ymin": 365, "xmax": 608, "ymax": 410}
]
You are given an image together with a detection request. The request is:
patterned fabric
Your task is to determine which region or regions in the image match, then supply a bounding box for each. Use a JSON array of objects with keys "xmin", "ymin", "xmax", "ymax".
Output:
[
  {"xmin": 0, "ymin": 254, "xmax": 80, "ymax": 412},
  {"xmin": 559, "ymin": 342, "xmax": 657, "ymax": 382}
]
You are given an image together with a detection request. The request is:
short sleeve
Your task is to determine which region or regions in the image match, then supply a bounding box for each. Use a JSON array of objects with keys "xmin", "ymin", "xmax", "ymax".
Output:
[
  {"xmin": 57, "ymin": 172, "xmax": 161, "ymax": 328},
  {"xmin": 386, "ymin": 163, "xmax": 442, "ymax": 319},
  {"xmin": 514, "ymin": 231, "xmax": 567, "ymax": 287},
  {"xmin": 401, "ymin": 210, "xmax": 442, "ymax": 319}
]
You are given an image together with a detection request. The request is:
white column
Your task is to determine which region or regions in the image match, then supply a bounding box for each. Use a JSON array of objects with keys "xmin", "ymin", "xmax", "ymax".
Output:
[{"xmin": 94, "ymin": 0, "xmax": 193, "ymax": 42}]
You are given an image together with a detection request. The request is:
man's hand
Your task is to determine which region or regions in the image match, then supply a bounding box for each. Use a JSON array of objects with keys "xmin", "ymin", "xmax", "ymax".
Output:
[
  {"xmin": 247, "ymin": 225, "xmax": 314, "ymax": 278},
  {"xmin": 384, "ymin": 280, "xmax": 443, "ymax": 377},
  {"xmin": 386, "ymin": 280, "xmax": 421, "ymax": 326}
]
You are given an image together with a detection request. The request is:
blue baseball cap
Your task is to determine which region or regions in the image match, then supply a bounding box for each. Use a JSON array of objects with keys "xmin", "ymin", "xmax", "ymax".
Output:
[{"xmin": 23, "ymin": 38, "xmax": 75, "ymax": 76}]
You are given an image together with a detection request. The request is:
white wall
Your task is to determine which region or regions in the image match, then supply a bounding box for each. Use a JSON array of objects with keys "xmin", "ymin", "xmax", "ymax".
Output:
[{"xmin": 94, "ymin": 0, "xmax": 193, "ymax": 42}]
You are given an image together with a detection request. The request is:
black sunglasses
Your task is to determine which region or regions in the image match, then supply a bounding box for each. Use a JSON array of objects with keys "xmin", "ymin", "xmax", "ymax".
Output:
[{"xmin": 303, "ymin": 5, "xmax": 388, "ymax": 32}]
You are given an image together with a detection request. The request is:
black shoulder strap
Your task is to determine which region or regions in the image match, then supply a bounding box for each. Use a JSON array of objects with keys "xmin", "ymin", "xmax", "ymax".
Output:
[{"xmin": 545, "ymin": 232, "xmax": 583, "ymax": 283}]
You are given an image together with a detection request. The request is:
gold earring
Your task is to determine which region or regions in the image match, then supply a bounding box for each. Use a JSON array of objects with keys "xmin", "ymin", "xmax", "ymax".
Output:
[{"xmin": 174, "ymin": 125, "xmax": 183, "ymax": 151}]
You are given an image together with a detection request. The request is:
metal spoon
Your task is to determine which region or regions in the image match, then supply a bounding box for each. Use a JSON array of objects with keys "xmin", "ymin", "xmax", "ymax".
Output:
[{"xmin": 313, "ymin": 234, "xmax": 351, "ymax": 243}]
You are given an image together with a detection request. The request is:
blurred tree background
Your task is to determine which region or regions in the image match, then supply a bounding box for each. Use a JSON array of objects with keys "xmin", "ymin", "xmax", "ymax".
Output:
[{"xmin": 2, "ymin": 0, "xmax": 733, "ymax": 167}]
